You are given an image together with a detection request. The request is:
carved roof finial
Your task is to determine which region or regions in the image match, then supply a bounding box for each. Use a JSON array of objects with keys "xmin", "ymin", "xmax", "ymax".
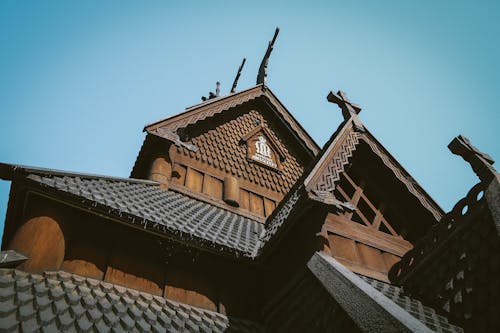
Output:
[
  {"xmin": 202, "ymin": 81, "xmax": 221, "ymax": 101},
  {"xmin": 448, "ymin": 135, "xmax": 497, "ymax": 183},
  {"xmin": 231, "ymin": 58, "xmax": 246, "ymax": 93},
  {"xmin": 327, "ymin": 90, "xmax": 364, "ymax": 131},
  {"xmin": 257, "ymin": 27, "xmax": 280, "ymax": 85}
]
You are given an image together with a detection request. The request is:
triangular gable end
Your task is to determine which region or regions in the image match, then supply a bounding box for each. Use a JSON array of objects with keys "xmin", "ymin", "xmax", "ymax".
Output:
[
  {"xmin": 304, "ymin": 117, "xmax": 443, "ymax": 281},
  {"xmin": 144, "ymin": 85, "xmax": 319, "ymax": 157},
  {"xmin": 305, "ymin": 119, "xmax": 443, "ymax": 223},
  {"xmin": 133, "ymin": 85, "xmax": 320, "ymax": 222}
]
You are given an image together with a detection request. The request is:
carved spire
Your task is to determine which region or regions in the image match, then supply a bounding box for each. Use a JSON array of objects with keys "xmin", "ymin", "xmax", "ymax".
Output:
[
  {"xmin": 256, "ymin": 27, "xmax": 280, "ymax": 85},
  {"xmin": 327, "ymin": 90, "xmax": 364, "ymax": 131},
  {"xmin": 448, "ymin": 135, "xmax": 497, "ymax": 183},
  {"xmin": 231, "ymin": 58, "xmax": 246, "ymax": 93}
]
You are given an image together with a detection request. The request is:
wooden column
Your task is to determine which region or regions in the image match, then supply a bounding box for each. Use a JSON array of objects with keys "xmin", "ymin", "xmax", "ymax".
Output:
[
  {"xmin": 223, "ymin": 176, "xmax": 240, "ymax": 207},
  {"xmin": 8, "ymin": 215, "xmax": 67, "ymax": 272},
  {"xmin": 149, "ymin": 154, "xmax": 172, "ymax": 189}
]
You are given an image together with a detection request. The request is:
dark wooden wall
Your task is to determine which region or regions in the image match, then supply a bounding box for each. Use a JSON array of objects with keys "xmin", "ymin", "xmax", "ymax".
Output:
[
  {"xmin": 5, "ymin": 193, "xmax": 264, "ymax": 320},
  {"xmin": 324, "ymin": 213, "xmax": 411, "ymax": 282}
]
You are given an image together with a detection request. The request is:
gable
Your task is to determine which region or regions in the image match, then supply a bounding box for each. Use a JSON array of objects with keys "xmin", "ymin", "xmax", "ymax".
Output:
[
  {"xmin": 167, "ymin": 108, "xmax": 306, "ymax": 219},
  {"xmin": 305, "ymin": 120, "xmax": 442, "ymax": 226},
  {"xmin": 145, "ymin": 85, "xmax": 319, "ymax": 157},
  {"xmin": 136, "ymin": 88, "xmax": 317, "ymax": 221},
  {"xmin": 303, "ymin": 118, "xmax": 443, "ymax": 281}
]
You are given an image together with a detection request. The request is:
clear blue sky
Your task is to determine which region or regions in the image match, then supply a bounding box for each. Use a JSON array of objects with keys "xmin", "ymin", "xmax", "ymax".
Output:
[{"xmin": 1, "ymin": 1, "xmax": 498, "ymax": 243}]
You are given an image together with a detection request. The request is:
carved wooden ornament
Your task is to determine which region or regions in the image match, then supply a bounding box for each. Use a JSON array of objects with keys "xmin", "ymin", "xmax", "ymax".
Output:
[{"xmin": 241, "ymin": 125, "xmax": 285, "ymax": 171}]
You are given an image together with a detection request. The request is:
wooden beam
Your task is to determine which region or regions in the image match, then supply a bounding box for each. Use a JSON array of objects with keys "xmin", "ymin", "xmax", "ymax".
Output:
[{"xmin": 325, "ymin": 214, "xmax": 412, "ymax": 257}]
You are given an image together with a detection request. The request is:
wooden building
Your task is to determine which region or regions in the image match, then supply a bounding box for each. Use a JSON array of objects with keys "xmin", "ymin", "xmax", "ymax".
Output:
[{"xmin": 0, "ymin": 31, "xmax": 499, "ymax": 333}]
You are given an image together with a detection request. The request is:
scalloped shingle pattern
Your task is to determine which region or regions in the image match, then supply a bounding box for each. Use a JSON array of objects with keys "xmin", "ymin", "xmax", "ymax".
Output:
[
  {"xmin": 0, "ymin": 269, "xmax": 262, "ymax": 333},
  {"xmin": 172, "ymin": 110, "xmax": 303, "ymax": 194}
]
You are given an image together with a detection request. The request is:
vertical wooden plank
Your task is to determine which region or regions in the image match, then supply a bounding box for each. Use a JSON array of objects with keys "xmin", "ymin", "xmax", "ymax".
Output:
[
  {"xmin": 357, "ymin": 243, "xmax": 386, "ymax": 272},
  {"xmin": 239, "ymin": 189, "xmax": 250, "ymax": 210},
  {"xmin": 263, "ymin": 197, "xmax": 276, "ymax": 217},
  {"xmin": 202, "ymin": 174, "xmax": 211, "ymax": 195},
  {"xmin": 105, "ymin": 249, "xmax": 163, "ymax": 296},
  {"xmin": 249, "ymin": 192, "xmax": 265, "ymax": 216},
  {"xmin": 212, "ymin": 178, "xmax": 223, "ymax": 200},
  {"xmin": 164, "ymin": 267, "xmax": 217, "ymax": 311},
  {"xmin": 171, "ymin": 164, "xmax": 187, "ymax": 186},
  {"xmin": 328, "ymin": 233, "xmax": 361, "ymax": 265},
  {"xmin": 203, "ymin": 175, "xmax": 223, "ymax": 200},
  {"xmin": 185, "ymin": 168, "xmax": 203, "ymax": 192}
]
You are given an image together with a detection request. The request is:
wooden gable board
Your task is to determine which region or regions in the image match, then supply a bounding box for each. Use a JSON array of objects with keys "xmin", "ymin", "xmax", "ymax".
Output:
[
  {"xmin": 304, "ymin": 119, "xmax": 443, "ymax": 222},
  {"xmin": 300, "ymin": 118, "xmax": 444, "ymax": 281},
  {"xmin": 144, "ymin": 84, "xmax": 320, "ymax": 157}
]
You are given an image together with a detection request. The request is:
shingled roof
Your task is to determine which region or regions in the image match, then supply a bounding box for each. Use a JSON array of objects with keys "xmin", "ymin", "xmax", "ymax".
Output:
[
  {"xmin": 360, "ymin": 276, "xmax": 463, "ymax": 332},
  {"xmin": 264, "ymin": 252, "xmax": 463, "ymax": 333},
  {"xmin": 0, "ymin": 164, "xmax": 264, "ymax": 259},
  {"xmin": 0, "ymin": 268, "xmax": 261, "ymax": 333},
  {"xmin": 0, "ymin": 165, "xmax": 468, "ymax": 332}
]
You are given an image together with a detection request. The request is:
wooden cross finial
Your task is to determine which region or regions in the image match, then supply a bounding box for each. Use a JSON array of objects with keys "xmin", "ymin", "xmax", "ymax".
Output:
[
  {"xmin": 449, "ymin": 135, "xmax": 496, "ymax": 183},
  {"xmin": 327, "ymin": 90, "xmax": 364, "ymax": 131}
]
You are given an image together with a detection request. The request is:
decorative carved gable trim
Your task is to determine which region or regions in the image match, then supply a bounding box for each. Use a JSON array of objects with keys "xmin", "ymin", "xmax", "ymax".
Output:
[
  {"xmin": 304, "ymin": 119, "xmax": 443, "ymax": 222},
  {"xmin": 144, "ymin": 85, "xmax": 319, "ymax": 157},
  {"xmin": 241, "ymin": 125, "xmax": 286, "ymax": 171},
  {"xmin": 148, "ymin": 86, "xmax": 263, "ymax": 132},
  {"xmin": 240, "ymin": 125, "xmax": 286, "ymax": 161},
  {"xmin": 304, "ymin": 121, "xmax": 360, "ymax": 192},
  {"xmin": 312, "ymin": 130, "xmax": 360, "ymax": 192}
]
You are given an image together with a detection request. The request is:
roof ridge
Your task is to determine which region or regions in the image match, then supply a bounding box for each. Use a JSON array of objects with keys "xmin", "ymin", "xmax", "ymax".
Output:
[
  {"xmin": 184, "ymin": 84, "xmax": 265, "ymax": 111},
  {"xmin": 143, "ymin": 84, "xmax": 264, "ymax": 131},
  {"xmin": 143, "ymin": 85, "xmax": 319, "ymax": 156},
  {"xmin": 0, "ymin": 162, "xmax": 159, "ymax": 186}
]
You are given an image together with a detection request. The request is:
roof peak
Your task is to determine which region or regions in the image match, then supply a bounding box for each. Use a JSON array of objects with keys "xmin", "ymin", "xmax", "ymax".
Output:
[
  {"xmin": 327, "ymin": 90, "xmax": 365, "ymax": 131},
  {"xmin": 143, "ymin": 85, "xmax": 320, "ymax": 156}
]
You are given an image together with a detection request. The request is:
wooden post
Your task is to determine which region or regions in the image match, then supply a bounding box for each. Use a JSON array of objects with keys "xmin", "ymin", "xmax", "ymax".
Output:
[
  {"xmin": 149, "ymin": 154, "xmax": 172, "ymax": 189},
  {"xmin": 223, "ymin": 176, "xmax": 240, "ymax": 207}
]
